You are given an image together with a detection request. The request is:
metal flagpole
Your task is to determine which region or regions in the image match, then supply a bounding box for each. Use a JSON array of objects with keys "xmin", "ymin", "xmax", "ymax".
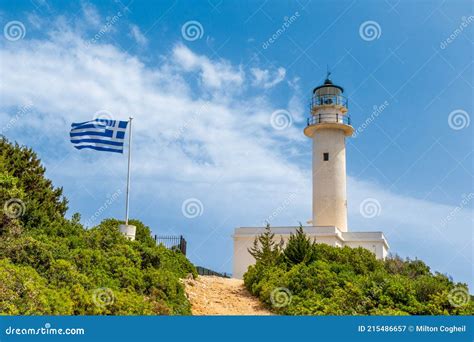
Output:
[{"xmin": 125, "ymin": 117, "xmax": 133, "ymax": 225}]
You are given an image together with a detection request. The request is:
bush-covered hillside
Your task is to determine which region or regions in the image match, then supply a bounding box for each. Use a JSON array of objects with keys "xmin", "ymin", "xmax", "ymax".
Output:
[
  {"xmin": 244, "ymin": 226, "xmax": 473, "ymax": 315},
  {"xmin": 0, "ymin": 138, "xmax": 196, "ymax": 315}
]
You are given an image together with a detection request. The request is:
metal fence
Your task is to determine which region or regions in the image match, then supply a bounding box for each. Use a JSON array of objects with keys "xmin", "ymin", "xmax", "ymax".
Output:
[
  {"xmin": 196, "ymin": 266, "xmax": 230, "ymax": 278},
  {"xmin": 154, "ymin": 235, "xmax": 187, "ymax": 255}
]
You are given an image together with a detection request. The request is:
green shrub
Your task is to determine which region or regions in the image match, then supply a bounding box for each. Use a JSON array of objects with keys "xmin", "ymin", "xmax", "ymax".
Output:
[
  {"xmin": 244, "ymin": 227, "xmax": 474, "ymax": 315},
  {"xmin": 283, "ymin": 225, "xmax": 316, "ymax": 266},
  {"xmin": 0, "ymin": 138, "xmax": 196, "ymax": 315},
  {"xmin": 0, "ymin": 138, "xmax": 68, "ymax": 231},
  {"xmin": 248, "ymin": 224, "xmax": 282, "ymax": 266},
  {"xmin": 0, "ymin": 259, "xmax": 74, "ymax": 315}
]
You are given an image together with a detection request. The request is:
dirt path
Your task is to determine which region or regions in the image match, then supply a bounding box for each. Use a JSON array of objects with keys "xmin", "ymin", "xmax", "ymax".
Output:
[{"xmin": 183, "ymin": 276, "xmax": 272, "ymax": 315}]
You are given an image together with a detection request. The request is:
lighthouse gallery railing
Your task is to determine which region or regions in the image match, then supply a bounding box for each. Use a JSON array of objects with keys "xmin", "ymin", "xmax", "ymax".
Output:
[
  {"xmin": 307, "ymin": 113, "xmax": 351, "ymax": 126},
  {"xmin": 310, "ymin": 94, "xmax": 348, "ymax": 109}
]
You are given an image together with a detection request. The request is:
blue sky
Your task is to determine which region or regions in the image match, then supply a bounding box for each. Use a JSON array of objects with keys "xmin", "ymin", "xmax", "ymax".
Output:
[{"xmin": 0, "ymin": 0, "xmax": 472, "ymax": 288}]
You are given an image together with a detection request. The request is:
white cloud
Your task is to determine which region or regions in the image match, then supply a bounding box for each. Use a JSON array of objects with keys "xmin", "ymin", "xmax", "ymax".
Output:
[
  {"xmin": 81, "ymin": 2, "xmax": 101, "ymax": 28},
  {"xmin": 287, "ymin": 76, "xmax": 304, "ymax": 123},
  {"xmin": 346, "ymin": 176, "xmax": 472, "ymax": 286},
  {"xmin": 250, "ymin": 66, "xmax": 286, "ymax": 89},
  {"xmin": 129, "ymin": 24, "xmax": 148, "ymax": 46},
  {"xmin": 173, "ymin": 44, "xmax": 244, "ymax": 90},
  {"xmin": 27, "ymin": 13, "xmax": 43, "ymax": 29},
  {"xmin": 0, "ymin": 17, "xmax": 471, "ymax": 287},
  {"xmin": 0, "ymin": 24, "xmax": 301, "ymax": 188}
]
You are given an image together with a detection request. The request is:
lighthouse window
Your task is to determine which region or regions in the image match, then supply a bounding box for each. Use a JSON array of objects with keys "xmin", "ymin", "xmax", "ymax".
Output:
[{"xmin": 323, "ymin": 153, "xmax": 329, "ymax": 161}]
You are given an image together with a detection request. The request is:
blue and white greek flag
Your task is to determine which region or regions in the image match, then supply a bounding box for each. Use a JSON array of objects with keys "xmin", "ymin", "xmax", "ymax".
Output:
[{"xmin": 70, "ymin": 119, "xmax": 129, "ymax": 153}]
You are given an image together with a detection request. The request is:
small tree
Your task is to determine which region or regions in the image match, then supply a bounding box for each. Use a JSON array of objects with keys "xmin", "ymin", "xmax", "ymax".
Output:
[
  {"xmin": 283, "ymin": 224, "xmax": 316, "ymax": 266},
  {"xmin": 248, "ymin": 223, "xmax": 281, "ymax": 266}
]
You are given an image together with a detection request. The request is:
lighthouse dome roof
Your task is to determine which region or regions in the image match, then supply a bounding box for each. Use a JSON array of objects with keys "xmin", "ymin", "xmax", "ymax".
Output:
[{"xmin": 313, "ymin": 78, "xmax": 344, "ymax": 93}]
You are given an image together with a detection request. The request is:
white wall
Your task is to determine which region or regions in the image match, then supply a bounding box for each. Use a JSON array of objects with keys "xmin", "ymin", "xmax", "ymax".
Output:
[
  {"xmin": 312, "ymin": 129, "xmax": 348, "ymax": 231},
  {"xmin": 232, "ymin": 226, "xmax": 389, "ymax": 279}
]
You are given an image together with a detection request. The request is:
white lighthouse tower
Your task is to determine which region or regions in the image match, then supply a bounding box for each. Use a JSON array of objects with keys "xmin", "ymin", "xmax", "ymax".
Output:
[
  {"xmin": 232, "ymin": 75, "xmax": 389, "ymax": 279},
  {"xmin": 304, "ymin": 73, "xmax": 352, "ymax": 231}
]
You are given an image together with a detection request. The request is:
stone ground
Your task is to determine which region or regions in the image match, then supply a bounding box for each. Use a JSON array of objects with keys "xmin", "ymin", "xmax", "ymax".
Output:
[{"xmin": 183, "ymin": 275, "xmax": 272, "ymax": 315}]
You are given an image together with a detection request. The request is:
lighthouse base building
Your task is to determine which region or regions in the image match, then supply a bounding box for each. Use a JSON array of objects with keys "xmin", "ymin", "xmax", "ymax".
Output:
[
  {"xmin": 232, "ymin": 76, "xmax": 390, "ymax": 279},
  {"xmin": 233, "ymin": 226, "xmax": 389, "ymax": 279}
]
